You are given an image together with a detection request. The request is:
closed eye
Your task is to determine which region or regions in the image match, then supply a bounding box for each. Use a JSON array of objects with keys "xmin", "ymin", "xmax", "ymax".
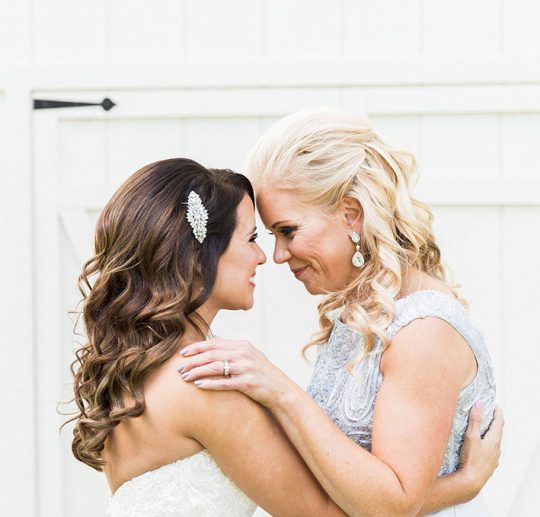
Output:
[{"xmin": 278, "ymin": 226, "xmax": 296, "ymax": 237}]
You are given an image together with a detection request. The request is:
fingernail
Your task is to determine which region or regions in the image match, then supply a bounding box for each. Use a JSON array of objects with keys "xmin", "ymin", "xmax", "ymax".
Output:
[
  {"xmin": 474, "ymin": 400, "xmax": 484, "ymax": 409},
  {"xmin": 177, "ymin": 365, "xmax": 184, "ymax": 373},
  {"xmin": 181, "ymin": 372, "xmax": 189, "ymax": 380},
  {"xmin": 180, "ymin": 349, "xmax": 189, "ymax": 356},
  {"xmin": 194, "ymin": 380, "xmax": 203, "ymax": 387}
]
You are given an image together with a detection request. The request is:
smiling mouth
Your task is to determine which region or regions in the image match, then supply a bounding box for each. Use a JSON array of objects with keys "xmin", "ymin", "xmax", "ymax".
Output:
[
  {"xmin": 249, "ymin": 274, "xmax": 256, "ymax": 287},
  {"xmin": 291, "ymin": 266, "xmax": 309, "ymax": 278}
]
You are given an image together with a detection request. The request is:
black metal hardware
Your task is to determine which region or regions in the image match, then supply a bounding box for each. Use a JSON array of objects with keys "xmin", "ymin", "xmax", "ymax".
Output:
[{"xmin": 33, "ymin": 97, "xmax": 116, "ymax": 111}]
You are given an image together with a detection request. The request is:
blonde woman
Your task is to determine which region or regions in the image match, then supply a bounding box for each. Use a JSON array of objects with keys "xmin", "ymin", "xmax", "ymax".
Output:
[{"xmin": 179, "ymin": 109, "xmax": 502, "ymax": 516}]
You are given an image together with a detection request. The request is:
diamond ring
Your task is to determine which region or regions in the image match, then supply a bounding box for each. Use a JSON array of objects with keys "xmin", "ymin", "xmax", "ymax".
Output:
[{"xmin": 223, "ymin": 360, "xmax": 231, "ymax": 377}]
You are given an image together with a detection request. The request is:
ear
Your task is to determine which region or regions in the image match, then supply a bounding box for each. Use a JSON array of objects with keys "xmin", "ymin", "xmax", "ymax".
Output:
[{"xmin": 341, "ymin": 196, "xmax": 363, "ymax": 232}]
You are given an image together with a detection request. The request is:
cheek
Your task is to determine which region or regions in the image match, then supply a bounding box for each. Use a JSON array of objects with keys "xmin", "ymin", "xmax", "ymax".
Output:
[
  {"xmin": 289, "ymin": 236, "xmax": 317, "ymax": 259},
  {"xmin": 294, "ymin": 236, "xmax": 332, "ymax": 266},
  {"xmin": 310, "ymin": 237, "xmax": 350, "ymax": 274}
]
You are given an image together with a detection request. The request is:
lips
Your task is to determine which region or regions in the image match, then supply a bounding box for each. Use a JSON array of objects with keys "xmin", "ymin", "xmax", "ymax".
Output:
[
  {"xmin": 249, "ymin": 273, "xmax": 256, "ymax": 287},
  {"xmin": 291, "ymin": 266, "xmax": 309, "ymax": 278}
]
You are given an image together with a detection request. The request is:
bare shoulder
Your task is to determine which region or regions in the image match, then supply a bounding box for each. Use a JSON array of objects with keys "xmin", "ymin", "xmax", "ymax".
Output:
[
  {"xmin": 187, "ymin": 386, "xmax": 274, "ymax": 446},
  {"xmin": 145, "ymin": 355, "xmax": 270, "ymax": 441},
  {"xmin": 382, "ymin": 317, "xmax": 474, "ymax": 388}
]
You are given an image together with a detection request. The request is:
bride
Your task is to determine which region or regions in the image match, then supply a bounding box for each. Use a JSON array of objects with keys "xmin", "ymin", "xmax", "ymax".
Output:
[{"xmin": 66, "ymin": 156, "xmax": 501, "ymax": 516}]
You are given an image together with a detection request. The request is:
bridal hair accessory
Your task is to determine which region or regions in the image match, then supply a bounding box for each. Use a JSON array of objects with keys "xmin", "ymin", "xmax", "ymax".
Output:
[
  {"xmin": 186, "ymin": 191, "xmax": 208, "ymax": 243},
  {"xmin": 351, "ymin": 231, "xmax": 365, "ymax": 268},
  {"xmin": 223, "ymin": 360, "xmax": 231, "ymax": 377}
]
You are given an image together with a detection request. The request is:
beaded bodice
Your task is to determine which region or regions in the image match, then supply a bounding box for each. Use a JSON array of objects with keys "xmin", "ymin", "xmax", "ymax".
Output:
[
  {"xmin": 108, "ymin": 450, "xmax": 256, "ymax": 516},
  {"xmin": 307, "ymin": 290, "xmax": 496, "ymax": 476}
]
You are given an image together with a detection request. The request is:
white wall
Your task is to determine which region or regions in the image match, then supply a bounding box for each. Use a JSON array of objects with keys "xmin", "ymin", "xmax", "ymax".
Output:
[{"xmin": 1, "ymin": 1, "xmax": 539, "ymax": 516}]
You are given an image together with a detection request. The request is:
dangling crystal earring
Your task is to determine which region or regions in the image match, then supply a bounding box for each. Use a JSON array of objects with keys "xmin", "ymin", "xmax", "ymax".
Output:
[{"xmin": 351, "ymin": 231, "xmax": 365, "ymax": 268}]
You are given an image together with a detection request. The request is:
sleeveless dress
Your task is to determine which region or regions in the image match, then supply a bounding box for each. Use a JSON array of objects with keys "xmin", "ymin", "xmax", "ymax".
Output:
[
  {"xmin": 108, "ymin": 450, "xmax": 256, "ymax": 516},
  {"xmin": 307, "ymin": 290, "xmax": 496, "ymax": 516}
]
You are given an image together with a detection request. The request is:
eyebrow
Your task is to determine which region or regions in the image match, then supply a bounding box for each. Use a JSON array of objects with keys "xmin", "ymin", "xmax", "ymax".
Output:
[{"xmin": 270, "ymin": 220, "xmax": 290, "ymax": 229}]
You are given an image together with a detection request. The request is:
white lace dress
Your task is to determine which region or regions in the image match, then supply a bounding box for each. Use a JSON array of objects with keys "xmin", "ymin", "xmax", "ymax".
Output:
[{"xmin": 108, "ymin": 450, "xmax": 256, "ymax": 517}]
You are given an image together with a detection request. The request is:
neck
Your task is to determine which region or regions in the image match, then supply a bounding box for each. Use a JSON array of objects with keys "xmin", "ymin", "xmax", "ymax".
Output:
[
  {"xmin": 399, "ymin": 267, "xmax": 438, "ymax": 299},
  {"xmin": 197, "ymin": 301, "xmax": 218, "ymax": 329},
  {"xmin": 182, "ymin": 303, "xmax": 218, "ymax": 343}
]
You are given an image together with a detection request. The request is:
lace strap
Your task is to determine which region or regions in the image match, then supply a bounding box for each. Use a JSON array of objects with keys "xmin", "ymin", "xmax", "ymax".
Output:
[{"xmin": 386, "ymin": 290, "xmax": 480, "ymax": 354}]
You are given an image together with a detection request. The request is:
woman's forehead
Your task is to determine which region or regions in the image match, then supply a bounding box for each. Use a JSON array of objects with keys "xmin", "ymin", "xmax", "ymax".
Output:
[
  {"xmin": 257, "ymin": 189, "xmax": 325, "ymax": 226},
  {"xmin": 236, "ymin": 195, "xmax": 256, "ymax": 228}
]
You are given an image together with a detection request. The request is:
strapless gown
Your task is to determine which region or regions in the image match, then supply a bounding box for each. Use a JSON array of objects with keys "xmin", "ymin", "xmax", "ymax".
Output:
[{"xmin": 108, "ymin": 450, "xmax": 256, "ymax": 517}]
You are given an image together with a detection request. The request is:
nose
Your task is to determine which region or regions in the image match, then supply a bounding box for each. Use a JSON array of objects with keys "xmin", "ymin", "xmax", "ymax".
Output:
[
  {"xmin": 256, "ymin": 243, "xmax": 267, "ymax": 265},
  {"xmin": 273, "ymin": 239, "xmax": 292, "ymax": 264}
]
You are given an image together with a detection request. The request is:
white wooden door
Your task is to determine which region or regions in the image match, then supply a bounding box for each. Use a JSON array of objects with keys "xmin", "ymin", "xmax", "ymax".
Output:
[
  {"xmin": 32, "ymin": 87, "xmax": 341, "ymax": 516},
  {"xmin": 33, "ymin": 85, "xmax": 540, "ymax": 516}
]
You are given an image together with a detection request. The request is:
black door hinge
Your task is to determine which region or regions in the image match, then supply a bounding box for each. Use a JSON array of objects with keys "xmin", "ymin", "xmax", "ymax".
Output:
[{"xmin": 33, "ymin": 97, "xmax": 116, "ymax": 111}]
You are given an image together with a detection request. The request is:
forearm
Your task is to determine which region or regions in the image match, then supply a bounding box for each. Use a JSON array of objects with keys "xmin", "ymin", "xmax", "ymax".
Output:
[
  {"xmin": 271, "ymin": 383, "xmax": 416, "ymax": 517},
  {"xmin": 194, "ymin": 389, "xmax": 347, "ymax": 517},
  {"xmin": 417, "ymin": 471, "xmax": 478, "ymax": 515}
]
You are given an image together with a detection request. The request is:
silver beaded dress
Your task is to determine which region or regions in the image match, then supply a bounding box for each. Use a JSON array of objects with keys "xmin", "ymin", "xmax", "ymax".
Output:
[{"xmin": 307, "ymin": 290, "xmax": 496, "ymax": 516}]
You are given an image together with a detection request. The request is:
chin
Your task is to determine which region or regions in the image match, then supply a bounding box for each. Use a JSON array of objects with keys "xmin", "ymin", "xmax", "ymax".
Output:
[
  {"xmin": 302, "ymin": 281, "xmax": 324, "ymax": 296},
  {"xmin": 237, "ymin": 297, "xmax": 255, "ymax": 311}
]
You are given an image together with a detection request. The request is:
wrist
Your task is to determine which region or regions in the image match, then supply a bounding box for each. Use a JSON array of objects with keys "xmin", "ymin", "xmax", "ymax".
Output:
[
  {"xmin": 269, "ymin": 377, "xmax": 306, "ymax": 412},
  {"xmin": 455, "ymin": 467, "xmax": 482, "ymax": 502}
]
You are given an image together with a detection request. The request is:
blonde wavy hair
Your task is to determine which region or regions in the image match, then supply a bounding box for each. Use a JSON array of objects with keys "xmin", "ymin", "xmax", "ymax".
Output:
[
  {"xmin": 247, "ymin": 108, "xmax": 461, "ymax": 358},
  {"xmin": 64, "ymin": 158, "xmax": 254, "ymax": 470}
]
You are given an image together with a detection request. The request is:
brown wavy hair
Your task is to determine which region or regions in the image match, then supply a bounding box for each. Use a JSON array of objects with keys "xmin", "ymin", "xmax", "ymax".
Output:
[{"xmin": 65, "ymin": 158, "xmax": 254, "ymax": 471}]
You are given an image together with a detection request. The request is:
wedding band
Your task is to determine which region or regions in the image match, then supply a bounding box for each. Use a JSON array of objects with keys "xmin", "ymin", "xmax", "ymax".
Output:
[{"xmin": 223, "ymin": 360, "xmax": 231, "ymax": 377}]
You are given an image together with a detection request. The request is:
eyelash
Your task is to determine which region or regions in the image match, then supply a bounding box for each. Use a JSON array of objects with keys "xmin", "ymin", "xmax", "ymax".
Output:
[
  {"xmin": 267, "ymin": 227, "xmax": 297, "ymax": 237},
  {"xmin": 279, "ymin": 227, "xmax": 296, "ymax": 237},
  {"xmin": 249, "ymin": 232, "xmax": 259, "ymax": 242}
]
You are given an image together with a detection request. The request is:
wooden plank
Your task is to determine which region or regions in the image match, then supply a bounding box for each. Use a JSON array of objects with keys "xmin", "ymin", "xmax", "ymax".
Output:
[
  {"xmin": 110, "ymin": 0, "xmax": 184, "ymax": 63},
  {"xmin": 33, "ymin": 111, "xmax": 64, "ymax": 516},
  {"xmin": 501, "ymin": 114, "xmax": 540, "ymax": 180},
  {"xmin": 502, "ymin": 0, "xmax": 540, "ymax": 56},
  {"xmin": 423, "ymin": 0, "xmax": 500, "ymax": 57},
  {"xmin": 486, "ymin": 206, "xmax": 540, "ymax": 516},
  {"xmin": 343, "ymin": 0, "xmax": 421, "ymax": 58},
  {"xmin": 0, "ymin": 78, "xmax": 36, "ymax": 517},
  {"xmin": 33, "ymin": 0, "xmax": 107, "ymax": 64},
  {"xmin": 4, "ymin": 57, "xmax": 538, "ymax": 90},
  {"xmin": 264, "ymin": 0, "xmax": 341, "ymax": 60},
  {"xmin": 0, "ymin": 0, "xmax": 32, "ymax": 63},
  {"xmin": 185, "ymin": 0, "xmax": 263, "ymax": 60},
  {"xmin": 360, "ymin": 85, "xmax": 540, "ymax": 114}
]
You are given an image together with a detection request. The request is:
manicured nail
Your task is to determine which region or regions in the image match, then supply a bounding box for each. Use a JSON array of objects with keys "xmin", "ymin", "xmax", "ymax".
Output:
[
  {"xmin": 180, "ymin": 349, "xmax": 189, "ymax": 356},
  {"xmin": 177, "ymin": 365, "xmax": 184, "ymax": 373},
  {"xmin": 474, "ymin": 400, "xmax": 484, "ymax": 409},
  {"xmin": 194, "ymin": 380, "xmax": 204, "ymax": 386},
  {"xmin": 181, "ymin": 372, "xmax": 189, "ymax": 380}
]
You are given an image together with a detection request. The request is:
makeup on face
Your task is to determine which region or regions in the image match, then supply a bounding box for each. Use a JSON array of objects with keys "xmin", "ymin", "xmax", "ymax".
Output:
[
  {"xmin": 257, "ymin": 188, "xmax": 359, "ymax": 295},
  {"xmin": 209, "ymin": 195, "xmax": 266, "ymax": 311}
]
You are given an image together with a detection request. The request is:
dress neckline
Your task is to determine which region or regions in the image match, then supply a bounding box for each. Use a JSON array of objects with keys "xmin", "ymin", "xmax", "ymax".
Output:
[
  {"xmin": 395, "ymin": 288, "xmax": 463, "ymax": 306},
  {"xmin": 335, "ymin": 289, "xmax": 466, "ymax": 328},
  {"xmin": 331, "ymin": 289, "xmax": 481, "ymax": 395},
  {"xmin": 111, "ymin": 449, "xmax": 209, "ymax": 498}
]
